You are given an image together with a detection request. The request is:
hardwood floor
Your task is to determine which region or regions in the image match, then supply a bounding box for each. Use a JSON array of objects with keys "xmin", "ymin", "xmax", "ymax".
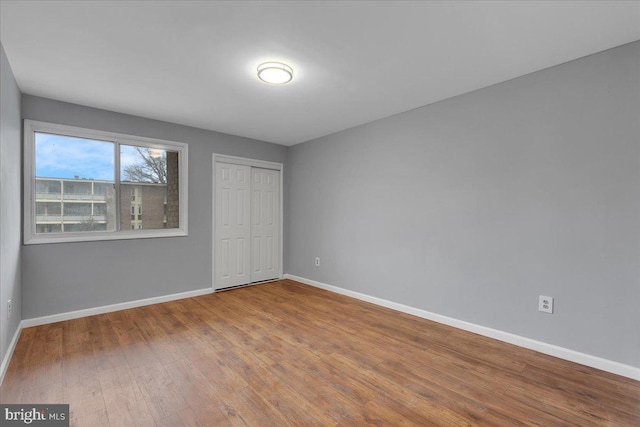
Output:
[{"xmin": 1, "ymin": 279, "xmax": 638, "ymax": 426}]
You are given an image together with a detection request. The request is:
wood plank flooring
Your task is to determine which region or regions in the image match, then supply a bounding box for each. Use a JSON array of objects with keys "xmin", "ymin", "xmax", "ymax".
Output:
[{"xmin": 1, "ymin": 280, "xmax": 638, "ymax": 426}]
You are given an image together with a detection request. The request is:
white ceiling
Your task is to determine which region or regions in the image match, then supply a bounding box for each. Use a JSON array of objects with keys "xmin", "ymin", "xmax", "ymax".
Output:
[{"xmin": 1, "ymin": 1, "xmax": 639, "ymax": 146}]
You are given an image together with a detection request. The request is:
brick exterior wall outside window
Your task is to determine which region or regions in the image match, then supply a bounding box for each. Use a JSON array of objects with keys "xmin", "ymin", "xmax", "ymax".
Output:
[
  {"xmin": 120, "ymin": 183, "xmax": 167, "ymax": 230},
  {"xmin": 166, "ymin": 151, "xmax": 179, "ymax": 229}
]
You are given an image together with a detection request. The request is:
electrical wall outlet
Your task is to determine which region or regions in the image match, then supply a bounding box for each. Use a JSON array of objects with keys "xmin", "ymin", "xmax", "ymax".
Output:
[
  {"xmin": 7, "ymin": 300, "xmax": 12, "ymax": 319},
  {"xmin": 315, "ymin": 257, "xmax": 320, "ymax": 267},
  {"xmin": 539, "ymin": 295, "xmax": 553, "ymax": 314}
]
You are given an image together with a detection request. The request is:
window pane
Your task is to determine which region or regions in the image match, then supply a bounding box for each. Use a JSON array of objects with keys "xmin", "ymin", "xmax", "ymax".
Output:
[
  {"xmin": 119, "ymin": 145, "xmax": 179, "ymax": 230},
  {"xmin": 35, "ymin": 132, "xmax": 116, "ymax": 233}
]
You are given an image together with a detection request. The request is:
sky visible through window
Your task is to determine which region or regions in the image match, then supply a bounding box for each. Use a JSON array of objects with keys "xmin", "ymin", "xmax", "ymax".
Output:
[{"xmin": 35, "ymin": 132, "xmax": 148, "ymax": 181}]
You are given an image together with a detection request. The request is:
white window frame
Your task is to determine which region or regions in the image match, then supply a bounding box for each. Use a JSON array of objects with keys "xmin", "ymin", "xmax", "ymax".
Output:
[{"xmin": 24, "ymin": 120, "xmax": 189, "ymax": 244}]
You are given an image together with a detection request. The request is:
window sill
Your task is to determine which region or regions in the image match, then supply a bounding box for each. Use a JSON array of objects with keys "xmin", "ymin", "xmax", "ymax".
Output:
[{"xmin": 24, "ymin": 228, "xmax": 188, "ymax": 245}]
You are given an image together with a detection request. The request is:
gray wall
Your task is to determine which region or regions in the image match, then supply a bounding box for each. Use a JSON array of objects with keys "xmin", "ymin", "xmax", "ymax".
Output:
[
  {"xmin": 287, "ymin": 42, "xmax": 640, "ymax": 367},
  {"xmin": 22, "ymin": 95, "xmax": 288, "ymax": 319},
  {"xmin": 0, "ymin": 43, "xmax": 23, "ymax": 364}
]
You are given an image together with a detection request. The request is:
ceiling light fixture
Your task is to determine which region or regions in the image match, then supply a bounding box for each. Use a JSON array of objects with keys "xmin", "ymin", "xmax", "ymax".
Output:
[{"xmin": 257, "ymin": 62, "xmax": 293, "ymax": 84}]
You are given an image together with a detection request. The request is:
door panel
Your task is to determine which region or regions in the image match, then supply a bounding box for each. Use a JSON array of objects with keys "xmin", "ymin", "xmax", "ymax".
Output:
[
  {"xmin": 250, "ymin": 168, "xmax": 280, "ymax": 283},
  {"xmin": 215, "ymin": 162, "xmax": 251, "ymax": 288}
]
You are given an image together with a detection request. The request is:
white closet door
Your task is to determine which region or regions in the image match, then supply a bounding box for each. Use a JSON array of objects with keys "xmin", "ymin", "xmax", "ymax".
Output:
[
  {"xmin": 215, "ymin": 162, "xmax": 251, "ymax": 288},
  {"xmin": 250, "ymin": 168, "xmax": 280, "ymax": 283}
]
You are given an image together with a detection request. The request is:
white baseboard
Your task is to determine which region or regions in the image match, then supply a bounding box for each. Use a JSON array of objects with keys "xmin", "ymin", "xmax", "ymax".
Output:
[
  {"xmin": 21, "ymin": 286, "xmax": 214, "ymax": 328},
  {"xmin": 0, "ymin": 321, "xmax": 23, "ymax": 386},
  {"xmin": 284, "ymin": 274, "xmax": 640, "ymax": 381}
]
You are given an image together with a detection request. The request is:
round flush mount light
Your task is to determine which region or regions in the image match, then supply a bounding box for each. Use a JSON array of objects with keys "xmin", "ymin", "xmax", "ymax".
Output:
[{"xmin": 257, "ymin": 62, "xmax": 293, "ymax": 84}]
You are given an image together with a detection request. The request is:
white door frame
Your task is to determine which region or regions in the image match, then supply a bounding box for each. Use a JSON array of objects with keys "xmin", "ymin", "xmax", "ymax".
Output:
[{"xmin": 212, "ymin": 154, "xmax": 283, "ymax": 291}]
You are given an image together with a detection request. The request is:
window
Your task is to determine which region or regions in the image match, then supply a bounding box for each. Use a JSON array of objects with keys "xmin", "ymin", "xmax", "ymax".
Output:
[{"xmin": 25, "ymin": 120, "xmax": 188, "ymax": 244}]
